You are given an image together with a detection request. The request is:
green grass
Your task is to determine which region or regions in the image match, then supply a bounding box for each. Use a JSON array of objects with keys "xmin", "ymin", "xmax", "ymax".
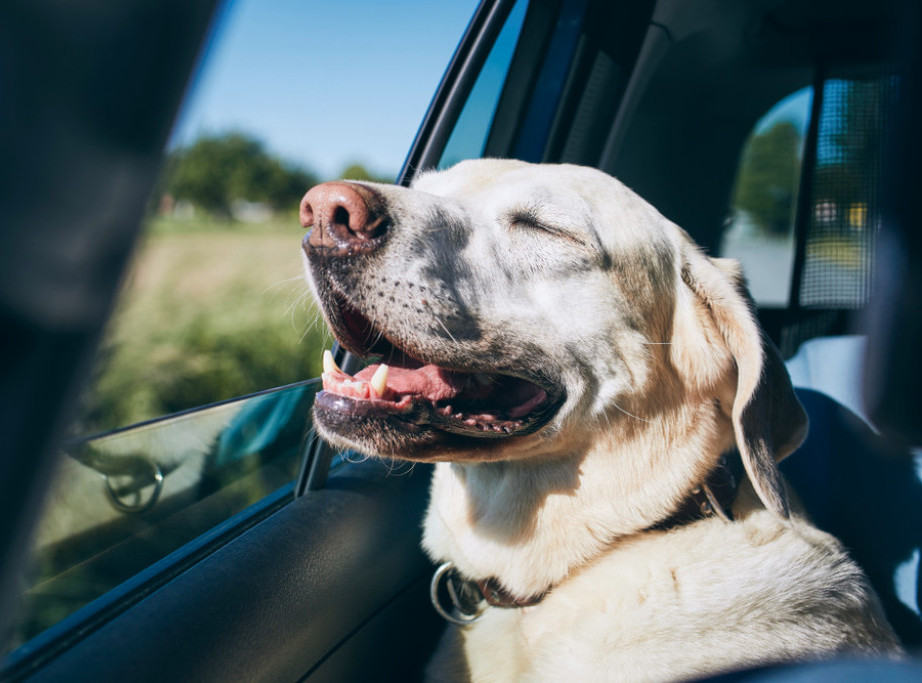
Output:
[
  {"xmin": 147, "ymin": 213, "xmax": 301, "ymax": 235},
  {"xmin": 76, "ymin": 216, "xmax": 332, "ymax": 435}
]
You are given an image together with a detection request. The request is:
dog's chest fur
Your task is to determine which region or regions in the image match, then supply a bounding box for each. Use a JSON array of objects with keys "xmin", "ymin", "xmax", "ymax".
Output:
[{"xmin": 428, "ymin": 485, "xmax": 900, "ymax": 682}]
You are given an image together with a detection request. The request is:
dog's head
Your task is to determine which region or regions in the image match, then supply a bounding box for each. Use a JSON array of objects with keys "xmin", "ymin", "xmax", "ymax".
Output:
[{"xmin": 301, "ymin": 159, "xmax": 806, "ymax": 517}]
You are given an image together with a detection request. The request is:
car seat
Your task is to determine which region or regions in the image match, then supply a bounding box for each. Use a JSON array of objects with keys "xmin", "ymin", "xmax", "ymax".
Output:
[{"xmin": 782, "ymin": 336, "xmax": 922, "ymax": 647}]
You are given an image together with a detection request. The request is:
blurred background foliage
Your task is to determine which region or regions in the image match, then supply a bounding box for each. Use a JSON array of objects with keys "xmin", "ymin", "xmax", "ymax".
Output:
[
  {"xmin": 163, "ymin": 132, "xmax": 317, "ymax": 217},
  {"xmin": 77, "ymin": 131, "xmax": 392, "ymax": 436},
  {"xmin": 732, "ymin": 120, "xmax": 803, "ymax": 236},
  {"xmin": 731, "ymin": 80, "xmax": 884, "ymax": 241}
]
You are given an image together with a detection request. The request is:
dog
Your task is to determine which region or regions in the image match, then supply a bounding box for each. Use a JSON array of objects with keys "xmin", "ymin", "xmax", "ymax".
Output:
[{"xmin": 300, "ymin": 159, "xmax": 901, "ymax": 681}]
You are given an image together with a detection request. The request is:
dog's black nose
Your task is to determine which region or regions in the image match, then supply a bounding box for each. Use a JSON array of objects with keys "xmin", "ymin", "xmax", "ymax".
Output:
[{"xmin": 300, "ymin": 181, "xmax": 388, "ymax": 252}]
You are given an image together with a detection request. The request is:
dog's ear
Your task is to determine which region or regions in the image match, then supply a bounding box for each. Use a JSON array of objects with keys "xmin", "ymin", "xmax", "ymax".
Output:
[{"xmin": 679, "ymin": 242, "xmax": 807, "ymax": 519}]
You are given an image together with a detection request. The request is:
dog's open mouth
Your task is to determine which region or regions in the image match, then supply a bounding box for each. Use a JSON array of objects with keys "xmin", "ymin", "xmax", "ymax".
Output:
[
  {"xmin": 320, "ymin": 355, "xmax": 549, "ymax": 437},
  {"xmin": 315, "ymin": 295, "xmax": 559, "ymax": 440}
]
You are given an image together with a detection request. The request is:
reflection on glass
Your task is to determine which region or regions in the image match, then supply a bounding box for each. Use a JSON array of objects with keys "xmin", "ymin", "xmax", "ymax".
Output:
[{"xmin": 9, "ymin": 380, "xmax": 318, "ymax": 652}]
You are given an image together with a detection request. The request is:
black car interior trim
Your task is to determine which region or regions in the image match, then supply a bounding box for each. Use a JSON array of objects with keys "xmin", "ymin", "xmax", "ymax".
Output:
[
  {"xmin": 15, "ymin": 460, "xmax": 439, "ymax": 683},
  {"xmin": 483, "ymin": 0, "xmax": 562, "ymax": 158},
  {"xmin": 400, "ymin": 0, "xmax": 518, "ymax": 183},
  {"xmin": 1, "ymin": 486, "xmax": 292, "ymax": 681}
]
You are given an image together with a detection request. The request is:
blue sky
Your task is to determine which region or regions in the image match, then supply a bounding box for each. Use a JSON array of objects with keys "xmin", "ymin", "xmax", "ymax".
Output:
[
  {"xmin": 757, "ymin": 87, "xmax": 812, "ymax": 137},
  {"xmin": 173, "ymin": 1, "xmax": 815, "ymax": 180},
  {"xmin": 171, "ymin": 0, "xmax": 480, "ymax": 180}
]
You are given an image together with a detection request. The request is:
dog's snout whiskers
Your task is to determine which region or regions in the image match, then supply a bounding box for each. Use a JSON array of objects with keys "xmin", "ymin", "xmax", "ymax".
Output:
[{"xmin": 435, "ymin": 317, "xmax": 458, "ymax": 344}]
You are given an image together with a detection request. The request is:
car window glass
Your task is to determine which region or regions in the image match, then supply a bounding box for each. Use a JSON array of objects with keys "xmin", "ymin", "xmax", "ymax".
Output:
[
  {"xmin": 8, "ymin": 381, "xmax": 317, "ymax": 653},
  {"xmin": 720, "ymin": 87, "xmax": 812, "ymax": 307},
  {"xmin": 438, "ymin": 0, "xmax": 529, "ymax": 169},
  {"xmin": 6, "ymin": 0, "xmax": 478, "ymax": 659}
]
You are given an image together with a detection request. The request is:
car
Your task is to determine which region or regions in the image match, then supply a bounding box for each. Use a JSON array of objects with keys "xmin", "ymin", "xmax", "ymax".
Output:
[{"xmin": 2, "ymin": 0, "xmax": 921, "ymax": 680}]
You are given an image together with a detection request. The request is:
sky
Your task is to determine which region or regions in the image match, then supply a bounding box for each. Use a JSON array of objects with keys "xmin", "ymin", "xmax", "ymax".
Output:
[
  {"xmin": 171, "ymin": 0, "xmax": 481, "ymax": 180},
  {"xmin": 757, "ymin": 87, "xmax": 812, "ymax": 138},
  {"xmin": 172, "ymin": 0, "xmax": 815, "ymax": 181}
]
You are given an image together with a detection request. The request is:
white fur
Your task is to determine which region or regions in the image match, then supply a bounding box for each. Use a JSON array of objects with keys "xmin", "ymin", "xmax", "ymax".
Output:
[{"xmin": 441, "ymin": 486, "xmax": 895, "ymax": 682}]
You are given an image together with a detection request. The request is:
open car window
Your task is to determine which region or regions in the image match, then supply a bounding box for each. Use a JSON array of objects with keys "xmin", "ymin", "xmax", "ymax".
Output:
[{"xmin": 4, "ymin": 0, "xmax": 479, "ymax": 662}]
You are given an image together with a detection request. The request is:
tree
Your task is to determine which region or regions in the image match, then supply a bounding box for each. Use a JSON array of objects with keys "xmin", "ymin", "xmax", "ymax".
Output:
[
  {"xmin": 165, "ymin": 132, "xmax": 317, "ymax": 217},
  {"xmin": 732, "ymin": 121, "xmax": 803, "ymax": 236},
  {"xmin": 338, "ymin": 162, "xmax": 393, "ymax": 184}
]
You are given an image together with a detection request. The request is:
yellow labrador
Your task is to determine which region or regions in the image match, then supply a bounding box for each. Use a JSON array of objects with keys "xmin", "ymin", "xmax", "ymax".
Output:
[{"xmin": 300, "ymin": 159, "xmax": 901, "ymax": 681}]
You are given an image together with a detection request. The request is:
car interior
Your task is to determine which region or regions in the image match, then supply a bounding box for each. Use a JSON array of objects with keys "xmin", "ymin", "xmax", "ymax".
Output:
[{"xmin": 2, "ymin": 0, "xmax": 921, "ymax": 680}]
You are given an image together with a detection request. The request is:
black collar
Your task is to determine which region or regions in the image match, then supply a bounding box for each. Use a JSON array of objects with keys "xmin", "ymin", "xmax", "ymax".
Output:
[
  {"xmin": 651, "ymin": 450, "xmax": 743, "ymax": 531},
  {"xmin": 430, "ymin": 450, "xmax": 744, "ymax": 624}
]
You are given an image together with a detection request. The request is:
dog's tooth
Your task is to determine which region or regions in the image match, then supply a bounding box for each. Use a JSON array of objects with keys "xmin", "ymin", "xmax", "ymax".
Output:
[
  {"xmin": 370, "ymin": 363, "xmax": 389, "ymax": 397},
  {"xmin": 323, "ymin": 349, "xmax": 341, "ymax": 374}
]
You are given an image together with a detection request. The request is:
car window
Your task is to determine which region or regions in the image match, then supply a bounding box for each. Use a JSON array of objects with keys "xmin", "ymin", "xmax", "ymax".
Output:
[
  {"xmin": 439, "ymin": 0, "xmax": 529, "ymax": 169},
  {"xmin": 10, "ymin": 381, "xmax": 316, "ymax": 652},
  {"xmin": 6, "ymin": 0, "xmax": 478, "ymax": 658},
  {"xmin": 720, "ymin": 87, "xmax": 813, "ymax": 307},
  {"xmin": 796, "ymin": 69, "xmax": 897, "ymax": 310}
]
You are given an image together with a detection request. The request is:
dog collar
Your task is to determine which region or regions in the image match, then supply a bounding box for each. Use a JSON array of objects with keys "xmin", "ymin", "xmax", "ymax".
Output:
[
  {"xmin": 430, "ymin": 451, "xmax": 743, "ymax": 626},
  {"xmin": 430, "ymin": 561, "xmax": 548, "ymax": 626},
  {"xmin": 651, "ymin": 450, "xmax": 743, "ymax": 530}
]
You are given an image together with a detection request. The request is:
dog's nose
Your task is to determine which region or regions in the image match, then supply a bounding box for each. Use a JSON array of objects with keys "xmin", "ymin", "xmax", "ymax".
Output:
[{"xmin": 300, "ymin": 181, "xmax": 388, "ymax": 251}]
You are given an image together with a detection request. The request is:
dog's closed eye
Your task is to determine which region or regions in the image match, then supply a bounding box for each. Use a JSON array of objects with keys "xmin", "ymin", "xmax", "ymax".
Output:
[
  {"xmin": 506, "ymin": 207, "xmax": 593, "ymax": 251},
  {"xmin": 508, "ymin": 207, "xmax": 556, "ymax": 234}
]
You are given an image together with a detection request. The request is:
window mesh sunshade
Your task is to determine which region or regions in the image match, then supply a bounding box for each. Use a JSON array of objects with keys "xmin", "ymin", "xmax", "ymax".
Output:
[
  {"xmin": 779, "ymin": 66, "xmax": 898, "ymax": 357},
  {"xmin": 798, "ymin": 67, "xmax": 898, "ymax": 309}
]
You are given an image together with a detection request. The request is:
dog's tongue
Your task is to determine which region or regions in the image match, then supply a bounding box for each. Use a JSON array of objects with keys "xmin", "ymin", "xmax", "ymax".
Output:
[
  {"xmin": 322, "ymin": 358, "xmax": 468, "ymax": 402},
  {"xmin": 359, "ymin": 363, "xmax": 467, "ymax": 400}
]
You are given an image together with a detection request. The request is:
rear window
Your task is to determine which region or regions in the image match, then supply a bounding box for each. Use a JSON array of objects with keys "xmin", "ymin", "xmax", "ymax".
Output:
[{"xmin": 720, "ymin": 87, "xmax": 812, "ymax": 307}]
